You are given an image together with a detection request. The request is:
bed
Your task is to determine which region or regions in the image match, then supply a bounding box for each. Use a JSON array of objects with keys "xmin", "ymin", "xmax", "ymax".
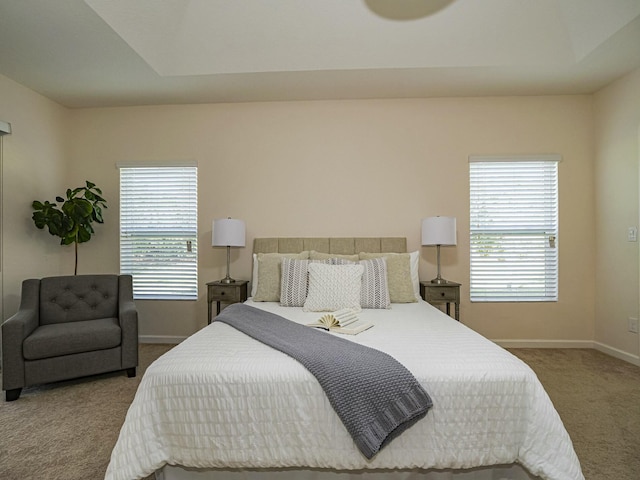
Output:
[{"xmin": 105, "ymin": 237, "xmax": 584, "ymax": 480}]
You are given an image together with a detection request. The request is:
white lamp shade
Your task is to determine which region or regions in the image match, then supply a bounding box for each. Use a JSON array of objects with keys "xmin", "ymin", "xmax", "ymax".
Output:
[
  {"xmin": 212, "ymin": 218, "xmax": 246, "ymax": 247},
  {"xmin": 422, "ymin": 216, "xmax": 457, "ymax": 246}
]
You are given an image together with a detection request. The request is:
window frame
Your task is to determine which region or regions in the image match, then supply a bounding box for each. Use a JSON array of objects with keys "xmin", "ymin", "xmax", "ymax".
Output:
[
  {"xmin": 468, "ymin": 155, "xmax": 560, "ymax": 303},
  {"xmin": 118, "ymin": 163, "xmax": 198, "ymax": 301}
]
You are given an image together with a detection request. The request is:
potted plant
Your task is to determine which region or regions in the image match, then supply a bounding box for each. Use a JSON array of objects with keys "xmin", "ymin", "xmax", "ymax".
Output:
[{"xmin": 32, "ymin": 181, "xmax": 107, "ymax": 275}]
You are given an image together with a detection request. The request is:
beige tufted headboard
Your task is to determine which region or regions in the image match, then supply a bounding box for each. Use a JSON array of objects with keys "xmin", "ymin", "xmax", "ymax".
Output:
[{"xmin": 253, "ymin": 237, "xmax": 407, "ymax": 255}]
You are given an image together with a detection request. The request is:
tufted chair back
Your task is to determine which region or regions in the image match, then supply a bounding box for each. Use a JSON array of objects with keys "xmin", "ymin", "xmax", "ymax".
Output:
[{"xmin": 39, "ymin": 275, "xmax": 119, "ymax": 325}]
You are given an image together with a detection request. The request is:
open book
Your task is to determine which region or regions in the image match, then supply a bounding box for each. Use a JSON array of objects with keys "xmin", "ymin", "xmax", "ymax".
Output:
[{"xmin": 307, "ymin": 308, "xmax": 373, "ymax": 335}]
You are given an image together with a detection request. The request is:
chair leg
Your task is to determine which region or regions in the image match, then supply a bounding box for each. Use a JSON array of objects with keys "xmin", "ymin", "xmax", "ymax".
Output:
[
  {"xmin": 126, "ymin": 367, "xmax": 136, "ymax": 378},
  {"xmin": 6, "ymin": 388, "xmax": 22, "ymax": 402}
]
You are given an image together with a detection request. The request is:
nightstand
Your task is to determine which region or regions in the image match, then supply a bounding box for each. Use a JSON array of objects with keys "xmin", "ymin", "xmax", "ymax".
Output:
[
  {"xmin": 420, "ymin": 281, "xmax": 461, "ymax": 321},
  {"xmin": 207, "ymin": 280, "xmax": 249, "ymax": 324}
]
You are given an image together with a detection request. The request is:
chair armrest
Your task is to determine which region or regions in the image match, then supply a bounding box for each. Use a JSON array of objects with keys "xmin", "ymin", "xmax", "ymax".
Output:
[
  {"xmin": 118, "ymin": 275, "xmax": 138, "ymax": 369},
  {"xmin": 119, "ymin": 300, "xmax": 138, "ymax": 369},
  {"xmin": 2, "ymin": 279, "xmax": 40, "ymax": 391}
]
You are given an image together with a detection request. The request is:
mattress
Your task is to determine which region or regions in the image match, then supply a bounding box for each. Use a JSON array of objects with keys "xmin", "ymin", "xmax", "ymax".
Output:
[{"xmin": 105, "ymin": 300, "xmax": 583, "ymax": 480}]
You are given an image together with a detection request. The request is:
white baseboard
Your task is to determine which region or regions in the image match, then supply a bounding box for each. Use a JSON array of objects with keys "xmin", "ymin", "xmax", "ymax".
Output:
[
  {"xmin": 492, "ymin": 339, "xmax": 594, "ymax": 349},
  {"xmin": 593, "ymin": 342, "xmax": 640, "ymax": 366},
  {"xmin": 139, "ymin": 335, "xmax": 186, "ymax": 344},
  {"xmin": 493, "ymin": 339, "xmax": 640, "ymax": 366}
]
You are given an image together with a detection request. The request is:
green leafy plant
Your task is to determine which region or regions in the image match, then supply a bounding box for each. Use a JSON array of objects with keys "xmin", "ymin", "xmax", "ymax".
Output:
[{"xmin": 32, "ymin": 181, "xmax": 107, "ymax": 275}]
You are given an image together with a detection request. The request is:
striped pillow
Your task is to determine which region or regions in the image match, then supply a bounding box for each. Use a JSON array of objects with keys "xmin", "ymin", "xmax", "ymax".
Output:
[
  {"xmin": 280, "ymin": 258, "xmax": 356, "ymax": 307},
  {"xmin": 360, "ymin": 258, "xmax": 391, "ymax": 309},
  {"xmin": 280, "ymin": 258, "xmax": 313, "ymax": 307}
]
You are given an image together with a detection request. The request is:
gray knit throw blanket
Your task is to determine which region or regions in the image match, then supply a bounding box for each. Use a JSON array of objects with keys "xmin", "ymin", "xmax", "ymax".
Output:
[{"xmin": 215, "ymin": 304, "xmax": 433, "ymax": 459}]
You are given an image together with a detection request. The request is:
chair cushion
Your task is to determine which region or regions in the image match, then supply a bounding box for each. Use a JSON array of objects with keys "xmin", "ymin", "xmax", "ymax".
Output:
[
  {"xmin": 39, "ymin": 275, "xmax": 119, "ymax": 325},
  {"xmin": 23, "ymin": 317, "xmax": 121, "ymax": 360}
]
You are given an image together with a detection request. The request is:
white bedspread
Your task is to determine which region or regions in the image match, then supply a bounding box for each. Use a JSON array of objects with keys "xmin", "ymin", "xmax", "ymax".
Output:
[{"xmin": 105, "ymin": 300, "xmax": 583, "ymax": 480}]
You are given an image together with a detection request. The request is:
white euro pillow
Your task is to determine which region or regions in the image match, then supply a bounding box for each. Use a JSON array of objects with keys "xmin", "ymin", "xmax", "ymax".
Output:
[{"xmin": 303, "ymin": 263, "xmax": 364, "ymax": 312}]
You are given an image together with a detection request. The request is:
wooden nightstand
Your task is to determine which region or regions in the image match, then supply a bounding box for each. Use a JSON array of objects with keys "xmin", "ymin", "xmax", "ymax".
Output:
[
  {"xmin": 207, "ymin": 280, "xmax": 249, "ymax": 324},
  {"xmin": 420, "ymin": 281, "xmax": 461, "ymax": 321}
]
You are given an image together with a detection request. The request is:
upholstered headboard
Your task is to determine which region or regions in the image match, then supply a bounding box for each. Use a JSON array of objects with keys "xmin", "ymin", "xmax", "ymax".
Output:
[{"xmin": 253, "ymin": 237, "xmax": 407, "ymax": 255}]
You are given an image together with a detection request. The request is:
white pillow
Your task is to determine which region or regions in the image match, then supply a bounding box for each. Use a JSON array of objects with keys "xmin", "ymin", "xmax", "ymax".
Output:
[
  {"xmin": 409, "ymin": 250, "xmax": 420, "ymax": 301},
  {"xmin": 251, "ymin": 253, "xmax": 259, "ymax": 296},
  {"xmin": 360, "ymin": 257, "xmax": 391, "ymax": 309},
  {"xmin": 303, "ymin": 263, "xmax": 364, "ymax": 312}
]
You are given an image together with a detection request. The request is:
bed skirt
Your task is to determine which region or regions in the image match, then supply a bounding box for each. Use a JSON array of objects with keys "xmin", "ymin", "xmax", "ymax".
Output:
[{"xmin": 156, "ymin": 464, "xmax": 539, "ymax": 480}]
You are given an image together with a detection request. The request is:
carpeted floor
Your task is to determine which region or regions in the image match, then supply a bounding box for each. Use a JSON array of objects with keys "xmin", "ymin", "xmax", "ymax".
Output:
[
  {"xmin": 0, "ymin": 344, "xmax": 173, "ymax": 480},
  {"xmin": 1, "ymin": 346, "xmax": 639, "ymax": 480},
  {"xmin": 509, "ymin": 348, "xmax": 640, "ymax": 480}
]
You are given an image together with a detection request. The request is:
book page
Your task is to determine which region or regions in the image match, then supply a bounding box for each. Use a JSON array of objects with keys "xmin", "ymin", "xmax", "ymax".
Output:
[
  {"xmin": 307, "ymin": 308, "xmax": 370, "ymax": 333},
  {"xmin": 332, "ymin": 319, "xmax": 373, "ymax": 335}
]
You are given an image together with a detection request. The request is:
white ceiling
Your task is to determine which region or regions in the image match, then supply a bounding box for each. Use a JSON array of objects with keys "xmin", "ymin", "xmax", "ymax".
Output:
[{"xmin": 1, "ymin": 0, "xmax": 639, "ymax": 108}]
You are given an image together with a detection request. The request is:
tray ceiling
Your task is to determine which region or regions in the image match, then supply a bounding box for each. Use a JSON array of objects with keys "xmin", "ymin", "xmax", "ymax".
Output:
[{"xmin": 0, "ymin": 0, "xmax": 639, "ymax": 107}]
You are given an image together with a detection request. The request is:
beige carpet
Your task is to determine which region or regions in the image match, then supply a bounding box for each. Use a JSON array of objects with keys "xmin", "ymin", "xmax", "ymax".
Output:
[
  {"xmin": 0, "ymin": 344, "xmax": 173, "ymax": 480},
  {"xmin": 1, "ymin": 346, "xmax": 639, "ymax": 480},
  {"xmin": 509, "ymin": 348, "xmax": 640, "ymax": 480}
]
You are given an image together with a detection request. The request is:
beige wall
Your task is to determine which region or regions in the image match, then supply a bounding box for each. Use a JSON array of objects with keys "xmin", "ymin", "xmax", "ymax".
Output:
[
  {"xmin": 0, "ymin": 72, "xmax": 602, "ymax": 345},
  {"xmin": 0, "ymin": 74, "xmax": 70, "ymax": 319},
  {"xmin": 64, "ymin": 96, "xmax": 596, "ymax": 342},
  {"xmin": 593, "ymin": 68, "xmax": 640, "ymax": 362}
]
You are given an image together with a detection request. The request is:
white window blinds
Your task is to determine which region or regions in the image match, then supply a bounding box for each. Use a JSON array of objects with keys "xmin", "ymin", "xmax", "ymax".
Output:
[
  {"xmin": 119, "ymin": 166, "xmax": 198, "ymax": 300},
  {"xmin": 469, "ymin": 156, "xmax": 559, "ymax": 302}
]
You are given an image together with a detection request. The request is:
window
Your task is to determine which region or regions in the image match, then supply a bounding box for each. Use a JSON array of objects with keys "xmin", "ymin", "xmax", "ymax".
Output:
[
  {"xmin": 469, "ymin": 156, "xmax": 559, "ymax": 302},
  {"xmin": 119, "ymin": 165, "xmax": 198, "ymax": 300}
]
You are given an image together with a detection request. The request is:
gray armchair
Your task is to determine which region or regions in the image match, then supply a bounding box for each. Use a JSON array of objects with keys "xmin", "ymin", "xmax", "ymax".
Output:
[{"xmin": 2, "ymin": 274, "xmax": 138, "ymax": 401}]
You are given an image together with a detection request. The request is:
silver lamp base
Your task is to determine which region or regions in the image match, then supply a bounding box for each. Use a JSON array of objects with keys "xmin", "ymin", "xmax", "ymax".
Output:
[
  {"xmin": 430, "ymin": 277, "xmax": 450, "ymax": 284},
  {"xmin": 430, "ymin": 244, "xmax": 450, "ymax": 284},
  {"xmin": 220, "ymin": 246, "xmax": 236, "ymax": 284}
]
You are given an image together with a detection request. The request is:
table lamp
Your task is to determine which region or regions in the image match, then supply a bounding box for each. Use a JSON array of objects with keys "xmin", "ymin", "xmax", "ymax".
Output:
[
  {"xmin": 421, "ymin": 216, "xmax": 457, "ymax": 284},
  {"xmin": 212, "ymin": 218, "xmax": 246, "ymax": 284}
]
